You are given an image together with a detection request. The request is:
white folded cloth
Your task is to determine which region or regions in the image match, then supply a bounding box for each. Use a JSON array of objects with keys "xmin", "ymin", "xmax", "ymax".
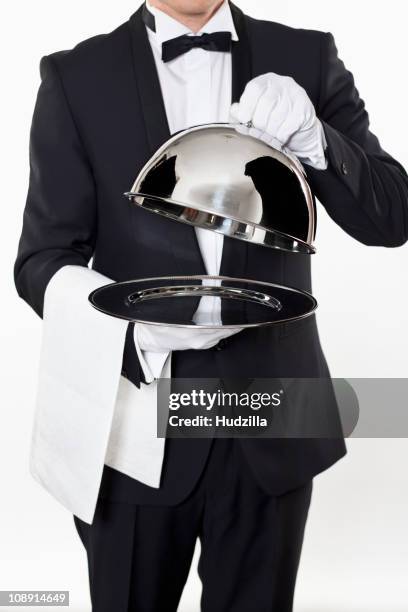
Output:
[
  {"xmin": 30, "ymin": 265, "xmax": 168, "ymax": 524},
  {"xmin": 104, "ymin": 356, "xmax": 170, "ymax": 486}
]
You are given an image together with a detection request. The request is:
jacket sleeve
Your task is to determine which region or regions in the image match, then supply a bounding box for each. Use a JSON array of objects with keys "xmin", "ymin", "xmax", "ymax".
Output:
[
  {"xmin": 14, "ymin": 55, "xmax": 97, "ymax": 317},
  {"xmin": 15, "ymin": 55, "xmax": 146, "ymax": 388},
  {"xmin": 306, "ymin": 33, "xmax": 408, "ymax": 247}
]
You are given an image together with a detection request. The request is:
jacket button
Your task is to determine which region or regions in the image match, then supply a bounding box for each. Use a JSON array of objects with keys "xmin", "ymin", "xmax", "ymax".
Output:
[{"xmin": 340, "ymin": 161, "xmax": 348, "ymax": 175}]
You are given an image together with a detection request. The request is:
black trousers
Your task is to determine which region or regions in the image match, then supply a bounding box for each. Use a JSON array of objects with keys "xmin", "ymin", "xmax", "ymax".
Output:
[{"xmin": 74, "ymin": 439, "xmax": 313, "ymax": 612}]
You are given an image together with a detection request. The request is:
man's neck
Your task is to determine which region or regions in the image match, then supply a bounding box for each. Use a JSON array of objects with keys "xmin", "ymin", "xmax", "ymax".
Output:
[{"xmin": 148, "ymin": 0, "xmax": 225, "ymax": 33}]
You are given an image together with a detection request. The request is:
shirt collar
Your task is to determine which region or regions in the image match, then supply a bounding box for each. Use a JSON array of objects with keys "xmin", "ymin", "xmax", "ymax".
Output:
[{"xmin": 145, "ymin": 0, "xmax": 239, "ymax": 49}]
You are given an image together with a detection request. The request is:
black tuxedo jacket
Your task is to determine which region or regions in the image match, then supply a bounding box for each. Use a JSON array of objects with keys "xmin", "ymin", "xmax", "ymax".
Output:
[{"xmin": 15, "ymin": 3, "xmax": 408, "ymax": 503}]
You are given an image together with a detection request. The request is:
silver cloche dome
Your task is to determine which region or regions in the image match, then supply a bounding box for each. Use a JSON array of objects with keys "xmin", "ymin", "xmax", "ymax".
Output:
[{"xmin": 125, "ymin": 123, "xmax": 316, "ymax": 254}]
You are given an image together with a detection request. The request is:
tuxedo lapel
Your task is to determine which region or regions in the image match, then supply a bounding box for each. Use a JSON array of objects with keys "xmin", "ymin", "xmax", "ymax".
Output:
[
  {"xmin": 129, "ymin": 7, "xmax": 170, "ymax": 154},
  {"xmin": 219, "ymin": 2, "xmax": 252, "ymax": 279},
  {"xmin": 128, "ymin": 7, "xmax": 207, "ymax": 276},
  {"xmin": 230, "ymin": 2, "xmax": 252, "ymax": 104}
]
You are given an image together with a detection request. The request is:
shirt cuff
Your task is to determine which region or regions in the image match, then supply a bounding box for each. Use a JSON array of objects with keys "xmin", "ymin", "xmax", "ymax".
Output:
[
  {"xmin": 297, "ymin": 119, "xmax": 328, "ymax": 170},
  {"xmin": 134, "ymin": 330, "xmax": 170, "ymax": 383}
]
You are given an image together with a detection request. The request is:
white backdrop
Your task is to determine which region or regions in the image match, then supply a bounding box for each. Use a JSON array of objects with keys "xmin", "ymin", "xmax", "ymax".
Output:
[{"xmin": 1, "ymin": 1, "xmax": 407, "ymax": 611}]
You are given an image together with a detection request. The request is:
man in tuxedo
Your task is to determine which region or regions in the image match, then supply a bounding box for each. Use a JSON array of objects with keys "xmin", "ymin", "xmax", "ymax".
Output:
[{"xmin": 15, "ymin": 1, "xmax": 408, "ymax": 610}]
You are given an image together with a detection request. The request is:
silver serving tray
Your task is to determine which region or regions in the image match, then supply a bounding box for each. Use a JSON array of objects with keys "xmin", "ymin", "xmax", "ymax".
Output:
[{"xmin": 89, "ymin": 275, "xmax": 317, "ymax": 329}]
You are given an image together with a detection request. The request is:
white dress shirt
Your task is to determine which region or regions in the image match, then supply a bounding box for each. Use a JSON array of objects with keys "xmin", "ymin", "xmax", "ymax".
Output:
[{"xmin": 135, "ymin": 0, "xmax": 239, "ymax": 380}]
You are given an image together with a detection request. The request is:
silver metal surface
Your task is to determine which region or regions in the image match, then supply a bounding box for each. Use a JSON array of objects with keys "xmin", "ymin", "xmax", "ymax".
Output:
[
  {"xmin": 125, "ymin": 124, "xmax": 316, "ymax": 254},
  {"xmin": 125, "ymin": 284, "xmax": 282, "ymax": 310},
  {"xmin": 89, "ymin": 275, "xmax": 318, "ymax": 329}
]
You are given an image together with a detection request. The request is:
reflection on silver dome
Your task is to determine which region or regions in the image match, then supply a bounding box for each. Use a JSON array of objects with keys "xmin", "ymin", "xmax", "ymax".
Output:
[{"xmin": 125, "ymin": 124, "xmax": 316, "ymax": 254}]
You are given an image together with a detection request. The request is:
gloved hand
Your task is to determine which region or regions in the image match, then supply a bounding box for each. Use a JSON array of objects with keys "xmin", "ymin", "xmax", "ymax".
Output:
[
  {"xmin": 133, "ymin": 323, "xmax": 242, "ymax": 383},
  {"xmin": 230, "ymin": 73, "xmax": 327, "ymax": 170},
  {"xmin": 135, "ymin": 322, "xmax": 241, "ymax": 353}
]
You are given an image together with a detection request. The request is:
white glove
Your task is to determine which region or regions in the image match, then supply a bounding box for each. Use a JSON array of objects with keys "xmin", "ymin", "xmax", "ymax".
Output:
[
  {"xmin": 135, "ymin": 322, "xmax": 240, "ymax": 354},
  {"xmin": 134, "ymin": 321, "xmax": 242, "ymax": 382},
  {"xmin": 230, "ymin": 73, "xmax": 327, "ymax": 170}
]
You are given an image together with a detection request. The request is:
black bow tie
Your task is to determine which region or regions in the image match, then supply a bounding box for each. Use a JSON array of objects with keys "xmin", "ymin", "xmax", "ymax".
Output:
[
  {"xmin": 142, "ymin": 4, "xmax": 232, "ymax": 63},
  {"xmin": 161, "ymin": 31, "xmax": 232, "ymax": 63}
]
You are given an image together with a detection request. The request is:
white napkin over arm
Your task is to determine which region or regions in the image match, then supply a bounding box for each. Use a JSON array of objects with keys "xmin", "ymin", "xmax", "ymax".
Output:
[{"xmin": 31, "ymin": 264, "xmax": 167, "ymax": 525}]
